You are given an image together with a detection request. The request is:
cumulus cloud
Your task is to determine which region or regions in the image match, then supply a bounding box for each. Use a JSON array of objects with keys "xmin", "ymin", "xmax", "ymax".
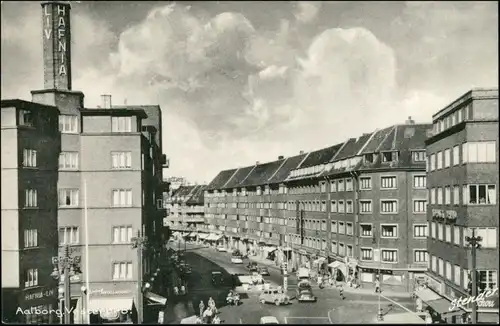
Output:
[{"xmin": 293, "ymin": 1, "xmax": 322, "ymax": 23}]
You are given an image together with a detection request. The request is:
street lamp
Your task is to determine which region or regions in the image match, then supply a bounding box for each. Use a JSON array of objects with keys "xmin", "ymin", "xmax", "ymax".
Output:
[
  {"xmin": 465, "ymin": 229, "xmax": 482, "ymax": 324},
  {"xmin": 51, "ymin": 245, "xmax": 81, "ymax": 324},
  {"xmin": 131, "ymin": 231, "xmax": 148, "ymax": 324}
]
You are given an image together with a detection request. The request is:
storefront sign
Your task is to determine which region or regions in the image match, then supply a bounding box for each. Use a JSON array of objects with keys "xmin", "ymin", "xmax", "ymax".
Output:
[
  {"xmin": 43, "ymin": 4, "xmax": 68, "ymax": 76},
  {"xmin": 25, "ymin": 288, "xmax": 55, "ymax": 302},
  {"xmin": 360, "ymin": 268, "xmax": 393, "ymax": 275},
  {"xmin": 450, "ymin": 288, "xmax": 499, "ymax": 311},
  {"xmin": 90, "ymin": 288, "xmax": 132, "ymax": 296}
]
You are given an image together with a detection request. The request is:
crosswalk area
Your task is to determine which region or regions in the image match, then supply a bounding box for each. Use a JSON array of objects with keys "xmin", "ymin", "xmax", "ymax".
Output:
[{"xmin": 284, "ymin": 317, "xmax": 330, "ymax": 324}]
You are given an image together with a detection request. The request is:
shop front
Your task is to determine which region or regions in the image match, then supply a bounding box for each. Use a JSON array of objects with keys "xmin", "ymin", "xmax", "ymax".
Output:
[
  {"xmin": 86, "ymin": 283, "xmax": 136, "ymax": 324},
  {"xmin": 444, "ymin": 283, "xmax": 499, "ymax": 324},
  {"xmin": 12, "ymin": 285, "xmax": 59, "ymax": 324}
]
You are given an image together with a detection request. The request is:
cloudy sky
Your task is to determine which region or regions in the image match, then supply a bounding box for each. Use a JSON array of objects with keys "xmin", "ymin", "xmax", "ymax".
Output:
[{"xmin": 1, "ymin": 1, "xmax": 498, "ymax": 183}]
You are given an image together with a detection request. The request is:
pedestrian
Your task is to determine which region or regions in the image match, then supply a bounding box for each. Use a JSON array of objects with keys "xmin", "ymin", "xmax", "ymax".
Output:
[
  {"xmin": 199, "ymin": 300, "xmax": 205, "ymax": 317},
  {"xmin": 339, "ymin": 286, "xmax": 345, "ymax": 300},
  {"xmin": 374, "ymin": 277, "xmax": 381, "ymax": 293}
]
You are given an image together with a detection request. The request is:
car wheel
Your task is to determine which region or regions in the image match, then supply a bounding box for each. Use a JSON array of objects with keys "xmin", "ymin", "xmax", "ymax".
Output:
[
  {"xmin": 275, "ymin": 300, "xmax": 280, "ymax": 306},
  {"xmin": 260, "ymin": 299, "xmax": 266, "ymax": 304}
]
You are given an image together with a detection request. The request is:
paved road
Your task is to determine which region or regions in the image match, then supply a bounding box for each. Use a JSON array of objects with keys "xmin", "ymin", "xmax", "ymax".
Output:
[{"xmin": 164, "ymin": 241, "xmax": 419, "ymax": 324}]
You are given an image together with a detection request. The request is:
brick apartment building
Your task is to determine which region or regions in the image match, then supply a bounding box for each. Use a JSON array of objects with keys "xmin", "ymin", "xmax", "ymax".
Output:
[
  {"xmin": 421, "ymin": 88, "xmax": 499, "ymax": 324},
  {"xmin": 164, "ymin": 185, "xmax": 209, "ymax": 240},
  {"xmin": 204, "ymin": 118, "xmax": 432, "ymax": 291},
  {"xmin": 1, "ymin": 100, "xmax": 61, "ymax": 323},
  {"xmin": 1, "ymin": 1, "xmax": 169, "ymax": 324}
]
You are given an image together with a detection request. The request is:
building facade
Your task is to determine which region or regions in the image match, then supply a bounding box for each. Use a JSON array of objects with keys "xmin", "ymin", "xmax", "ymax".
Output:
[
  {"xmin": 204, "ymin": 118, "xmax": 432, "ymax": 291},
  {"xmin": 165, "ymin": 185, "xmax": 208, "ymax": 239},
  {"xmin": 424, "ymin": 88, "xmax": 499, "ymax": 323},
  {"xmin": 1, "ymin": 100, "xmax": 61, "ymax": 323},
  {"xmin": 1, "ymin": 1, "xmax": 169, "ymax": 324}
]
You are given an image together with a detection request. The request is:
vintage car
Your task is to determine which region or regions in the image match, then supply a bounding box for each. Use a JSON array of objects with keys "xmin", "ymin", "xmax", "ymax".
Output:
[
  {"xmin": 211, "ymin": 271, "xmax": 224, "ymax": 286},
  {"xmin": 296, "ymin": 280, "xmax": 316, "ymax": 302},
  {"xmin": 258, "ymin": 267, "xmax": 270, "ymax": 276},
  {"xmin": 258, "ymin": 288, "xmax": 290, "ymax": 306},
  {"xmin": 231, "ymin": 255, "xmax": 243, "ymax": 264},
  {"xmin": 216, "ymin": 246, "xmax": 227, "ymax": 252},
  {"xmin": 260, "ymin": 316, "xmax": 280, "ymax": 324},
  {"xmin": 246, "ymin": 262, "xmax": 258, "ymax": 272}
]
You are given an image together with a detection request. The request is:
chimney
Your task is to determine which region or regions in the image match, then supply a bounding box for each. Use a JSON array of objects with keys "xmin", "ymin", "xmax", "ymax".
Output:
[
  {"xmin": 278, "ymin": 155, "xmax": 284, "ymax": 160},
  {"xmin": 299, "ymin": 150, "xmax": 304, "ymax": 155},
  {"xmin": 101, "ymin": 94, "xmax": 112, "ymax": 109},
  {"xmin": 256, "ymin": 161, "xmax": 260, "ymax": 165},
  {"xmin": 405, "ymin": 116, "xmax": 415, "ymax": 125}
]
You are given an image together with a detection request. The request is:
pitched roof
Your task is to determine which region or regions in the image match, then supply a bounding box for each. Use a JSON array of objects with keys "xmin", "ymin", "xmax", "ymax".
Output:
[
  {"xmin": 359, "ymin": 126, "xmax": 393, "ymax": 154},
  {"xmin": 240, "ymin": 160, "xmax": 284, "ymax": 187},
  {"xmin": 268, "ymin": 153, "xmax": 307, "ymax": 184},
  {"xmin": 299, "ymin": 143, "xmax": 344, "ymax": 168},
  {"xmin": 223, "ymin": 166, "xmax": 255, "ymax": 188},
  {"xmin": 207, "ymin": 169, "xmax": 238, "ymax": 190},
  {"xmin": 172, "ymin": 185, "xmax": 196, "ymax": 198},
  {"xmin": 186, "ymin": 185, "xmax": 207, "ymax": 205},
  {"xmin": 333, "ymin": 132, "xmax": 373, "ymax": 161}
]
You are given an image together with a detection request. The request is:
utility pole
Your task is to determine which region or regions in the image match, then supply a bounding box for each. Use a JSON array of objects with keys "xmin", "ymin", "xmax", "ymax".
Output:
[
  {"xmin": 132, "ymin": 230, "xmax": 148, "ymax": 324},
  {"xmin": 466, "ymin": 228, "xmax": 482, "ymax": 324}
]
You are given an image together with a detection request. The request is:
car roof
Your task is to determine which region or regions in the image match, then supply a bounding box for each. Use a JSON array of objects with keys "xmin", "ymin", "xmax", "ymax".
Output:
[
  {"xmin": 261, "ymin": 316, "xmax": 279, "ymax": 323},
  {"xmin": 212, "ymin": 271, "xmax": 222, "ymax": 274}
]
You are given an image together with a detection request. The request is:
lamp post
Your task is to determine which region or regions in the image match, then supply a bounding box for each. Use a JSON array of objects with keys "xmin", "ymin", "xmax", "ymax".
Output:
[
  {"xmin": 132, "ymin": 230, "xmax": 148, "ymax": 324},
  {"xmin": 465, "ymin": 229, "xmax": 482, "ymax": 324},
  {"xmin": 51, "ymin": 245, "xmax": 81, "ymax": 324}
]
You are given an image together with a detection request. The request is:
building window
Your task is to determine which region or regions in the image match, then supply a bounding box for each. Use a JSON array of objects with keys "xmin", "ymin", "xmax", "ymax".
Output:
[
  {"xmin": 24, "ymin": 189, "xmax": 38, "ymax": 207},
  {"xmin": 380, "ymin": 200, "xmax": 397, "ymax": 213},
  {"xmin": 359, "ymin": 200, "xmax": 372, "ymax": 213},
  {"xmin": 111, "ymin": 117, "xmax": 133, "ymax": 132},
  {"xmin": 430, "ymin": 188, "xmax": 435, "ymax": 205},
  {"xmin": 23, "ymin": 149, "xmax": 37, "ymax": 168},
  {"xmin": 112, "ymin": 262, "xmax": 133, "ymax": 280},
  {"xmin": 112, "ymin": 226, "xmax": 133, "ymax": 243},
  {"xmin": 321, "ymin": 201, "xmax": 326, "ymax": 212},
  {"xmin": 414, "ymin": 250, "xmax": 428, "ymax": 263},
  {"xmin": 437, "ymin": 151, "xmax": 443, "ymax": 169},
  {"xmin": 359, "ymin": 177, "xmax": 371, "ymax": 190},
  {"xmin": 346, "ymin": 222, "xmax": 353, "ymax": 235},
  {"xmin": 466, "ymin": 184, "xmax": 496, "ymax": 205},
  {"xmin": 59, "ymin": 152, "xmax": 79, "ymax": 170},
  {"xmin": 454, "ymin": 265, "xmax": 461, "ymax": 285},
  {"xmin": 382, "ymin": 151, "xmax": 397, "ymax": 162},
  {"xmin": 331, "ymin": 241, "xmax": 337, "ymax": 253},
  {"xmin": 446, "ymin": 262, "xmax": 452, "ymax": 280},
  {"xmin": 412, "ymin": 151, "xmax": 426, "ymax": 162},
  {"xmin": 338, "ymin": 180, "xmax": 345, "ymax": 192},
  {"xmin": 346, "ymin": 200, "xmax": 353, "ymax": 213},
  {"xmin": 331, "ymin": 221, "xmax": 337, "ymax": 233},
  {"xmin": 413, "ymin": 200, "xmax": 427, "ymax": 213},
  {"xmin": 58, "ymin": 189, "xmax": 79, "ymax": 207},
  {"xmin": 338, "ymin": 243, "xmax": 345, "ymax": 256},
  {"xmin": 431, "ymin": 256, "xmax": 437, "ymax": 272},
  {"xmin": 338, "ymin": 200, "xmax": 345, "ymax": 213},
  {"xmin": 414, "ymin": 224, "xmax": 428, "ymax": 238},
  {"xmin": 347, "ymin": 245, "xmax": 353, "ymax": 257},
  {"xmin": 437, "ymin": 188, "xmax": 443, "ymax": 205},
  {"xmin": 437, "ymin": 223, "xmax": 443, "ymax": 241},
  {"xmin": 430, "ymin": 154, "xmax": 436, "ymax": 171},
  {"xmin": 59, "ymin": 115, "xmax": 78, "ymax": 133},
  {"xmin": 453, "ymin": 146, "xmax": 459, "ymax": 166},
  {"xmin": 444, "ymin": 149, "xmax": 451, "ymax": 168},
  {"xmin": 381, "ymin": 250, "xmax": 398, "ymax": 263},
  {"xmin": 466, "ymin": 228, "xmax": 498, "ymax": 248},
  {"xmin": 24, "ymin": 229, "xmax": 38, "ymax": 248},
  {"xmin": 330, "ymin": 181, "xmax": 337, "ymax": 192},
  {"xmin": 359, "ymin": 224, "xmax": 373, "ymax": 237},
  {"xmin": 59, "ymin": 227, "xmax": 79, "ymax": 244},
  {"xmin": 381, "ymin": 225, "xmax": 397, "ymax": 238},
  {"xmin": 338, "ymin": 222, "xmax": 345, "ymax": 234},
  {"xmin": 453, "ymin": 186, "xmax": 460, "ymax": 205},
  {"xmin": 345, "ymin": 178, "xmax": 353, "ymax": 191},
  {"xmin": 445, "ymin": 225, "xmax": 451, "ymax": 243},
  {"xmin": 25, "ymin": 268, "xmax": 38, "ymax": 288},
  {"xmin": 478, "ymin": 270, "xmax": 498, "ymax": 291},
  {"xmin": 381, "ymin": 176, "xmax": 397, "ymax": 189},
  {"xmin": 438, "ymin": 258, "xmax": 444, "ymax": 276},
  {"xmin": 413, "ymin": 175, "xmax": 426, "ymax": 189},
  {"xmin": 112, "ymin": 189, "xmax": 132, "ymax": 207},
  {"xmin": 462, "ymin": 142, "xmax": 496, "ymax": 163},
  {"xmin": 111, "ymin": 151, "xmax": 132, "ymax": 169},
  {"xmin": 331, "ymin": 200, "xmax": 337, "ymax": 212},
  {"xmin": 19, "ymin": 109, "xmax": 34, "ymax": 126},
  {"xmin": 454, "ymin": 226, "xmax": 461, "ymax": 246},
  {"xmin": 445, "ymin": 186, "xmax": 451, "ymax": 205},
  {"xmin": 361, "ymin": 248, "xmax": 373, "ymax": 261}
]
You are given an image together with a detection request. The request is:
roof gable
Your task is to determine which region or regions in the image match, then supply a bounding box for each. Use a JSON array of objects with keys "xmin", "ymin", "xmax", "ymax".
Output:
[
  {"xmin": 223, "ymin": 166, "xmax": 255, "ymax": 188},
  {"xmin": 207, "ymin": 169, "xmax": 238, "ymax": 190},
  {"xmin": 300, "ymin": 143, "xmax": 344, "ymax": 168},
  {"xmin": 269, "ymin": 153, "xmax": 307, "ymax": 184},
  {"xmin": 359, "ymin": 127, "xmax": 393, "ymax": 154},
  {"xmin": 241, "ymin": 160, "xmax": 284, "ymax": 187}
]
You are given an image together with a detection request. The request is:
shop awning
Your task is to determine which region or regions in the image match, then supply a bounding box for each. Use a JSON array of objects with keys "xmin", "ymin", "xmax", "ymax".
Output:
[
  {"xmin": 415, "ymin": 288, "xmax": 441, "ymax": 302},
  {"xmin": 265, "ymin": 246, "xmax": 277, "ymax": 252},
  {"xmin": 172, "ymin": 232, "xmax": 180, "ymax": 237},
  {"xmin": 282, "ymin": 247, "xmax": 292, "ymax": 251},
  {"xmin": 188, "ymin": 232, "xmax": 198, "ymax": 237},
  {"xmin": 328, "ymin": 261, "xmax": 343, "ymax": 268},
  {"xmin": 206, "ymin": 233, "xmax": 222, "ymax": 241},
  {"xmin": 145, "ymin": 292, "xmax": 167, "ymax": 305},
  {"xmin": 198, "ymin": 233, "xmax": 209, "ymax": 239},
  {"xmin": 416, "ymin": 288, "xmax": 465, "ymax": 316},
  {"xmin": 88, "ymin": 297, "xmax": 133, "ymax": 315}
]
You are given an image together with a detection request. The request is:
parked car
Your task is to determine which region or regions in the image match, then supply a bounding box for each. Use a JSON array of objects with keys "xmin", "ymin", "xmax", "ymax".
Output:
[
  {"xmin": 260, "ymin": 316, "xmax": 280, "ymax": 324},
  {"xmin": 259, "ymin": 289, "xmax": 290, "ymax": 306},
  {"xmin": 231, "ymin": 255, "xmax": 243, "ymax": 264},
  {"xmin": 258, "ymin": 267, "xmax": 270, "ymax": 276},
  {"xmin": 247, "ymin": 262, "xmax": 258, "ymax": 272},
  {"xmin": 216, "ymin": 246, "xmax": 227, "ymax": 252},
  {"xmin": 296, "ymin": 288, "xmax": 316, "ymax": 302}
]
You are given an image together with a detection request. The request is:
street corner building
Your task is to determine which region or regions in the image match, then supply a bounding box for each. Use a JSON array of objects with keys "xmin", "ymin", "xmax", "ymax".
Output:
[
  {"xmin": 420, "ymin": 88, "xmax": 499, "ymax": 324},
  {"xmin": 204, "ymin": 116, "xmax": 434, "ymax": 292},
  {"xmin": 164, "ymin": 184, "xmax": 209, "ymax": 241},
  {"xmin": 1, "ymin": 1, "xmax": 170, "ymax": 324}
]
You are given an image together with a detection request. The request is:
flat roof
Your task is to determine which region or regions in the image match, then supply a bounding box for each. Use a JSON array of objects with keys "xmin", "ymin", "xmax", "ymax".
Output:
[
  {"xmin": 80, "ymin": 108, "xmax": 148, "ymax": 119},
  {"xmin": 1, "ymin": 99, "xmax": 59, "ymax": 113}
]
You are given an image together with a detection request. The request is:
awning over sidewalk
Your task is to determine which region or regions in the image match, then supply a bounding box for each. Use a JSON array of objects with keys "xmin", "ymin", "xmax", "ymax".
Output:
[
  {"xmin": 206, "ymin": 233, "xmax": 223, "ymax": 241},
  {"xmin": 172, "ymin": 232, "xmax": 180, "ymax": 237},
  {"xmin": 328, "ymin": 260, "xmax": 347, "ymax": 277},
  {"xmin": 415, "ymin": 288, "xmax": 466, "ymax": 316},
  {"xmin": 88, "ymin": 296, "xmax": 133, "ymax": 318},
  {"xmin": 188, "ymin": 232, "xmax": 198, "ymax": 237},
  {"xmin": 144, "ymin": 292, "xmax": 167, "ymax": 305},
  {"xmin": 282, "ymin": 247, "xmax": 292, "ymax": 251},
  {"xmin": 264, "ymin": 246, "xmax": 277, "ymax": 253},
  {"xmin": 198, "ymin": 233, "xmax": 209, "ymax": 239}
]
